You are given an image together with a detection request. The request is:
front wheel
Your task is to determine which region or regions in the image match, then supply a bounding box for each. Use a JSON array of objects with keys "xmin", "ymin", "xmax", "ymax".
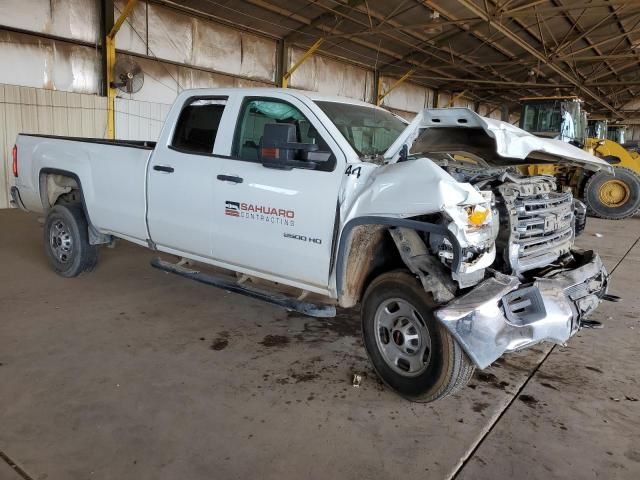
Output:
[
  {"xmin": 584, "ymin": 167, "xmax": 640, "ymax": 220},
  {"xmin": 361, "ymin": 271, "xmax": 474, "ymax": 402},
  {"xmin": 44, "ymin": 204, "xmax": 98, "ymax": 277}
]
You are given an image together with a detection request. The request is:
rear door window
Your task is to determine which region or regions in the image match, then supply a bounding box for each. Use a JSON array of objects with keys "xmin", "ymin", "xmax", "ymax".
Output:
[{"xmin": 172, "ymin": 98, "xmax": 227, "ymax": 154}]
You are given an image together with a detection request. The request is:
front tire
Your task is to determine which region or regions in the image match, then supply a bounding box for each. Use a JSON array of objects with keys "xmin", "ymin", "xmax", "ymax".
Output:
[
  {"xmin": 361, "ymin": 271, "xmax": 474, "ymax": 402},
  {"xmin": 584, "ymin": 167, "xmax": 640, "ymax": 220},
  {"xmin": 44, "ymin": 204, "xmax": 98, "ymax": 277}
]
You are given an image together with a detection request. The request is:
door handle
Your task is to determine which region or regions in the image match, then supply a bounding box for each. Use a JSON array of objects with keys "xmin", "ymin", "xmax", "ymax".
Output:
[
  {"xmin": 153, "ymin": 165, "xmax": 174, "ymax": 173},
  {"xmin": 217, "ymin": 174, "xmax": 243, "ymax": 184}
]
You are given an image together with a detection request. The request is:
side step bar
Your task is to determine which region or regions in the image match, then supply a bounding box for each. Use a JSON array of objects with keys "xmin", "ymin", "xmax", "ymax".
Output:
[{"xmin": 151, "ymin": 257, "xmax": 336, "ymax": 318}]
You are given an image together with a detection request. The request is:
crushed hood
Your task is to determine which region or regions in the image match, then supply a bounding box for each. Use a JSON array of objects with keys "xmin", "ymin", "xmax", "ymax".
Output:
[
  {"xmin": 344, "ymin": 158, "xmax": 486, "ymax": 220},
  {"xmin": 384, "ymin": 107, "xmax": 613, "ymax": 172}
]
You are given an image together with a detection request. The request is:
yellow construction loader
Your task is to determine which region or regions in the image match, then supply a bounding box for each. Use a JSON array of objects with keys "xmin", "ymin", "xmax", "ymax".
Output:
[
  {"xmin": 519, "ymin": 96, "xmax": 640, "ymax": 219},
  {"xmin": 606, "ymin": 123, "xmax": 640, "ymax": 162}
]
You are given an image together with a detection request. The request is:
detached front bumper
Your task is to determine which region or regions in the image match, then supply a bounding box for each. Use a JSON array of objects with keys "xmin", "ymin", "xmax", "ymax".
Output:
[{"xmin": 435, "ymin": 250, "xmax": 608, "ymax": 369}]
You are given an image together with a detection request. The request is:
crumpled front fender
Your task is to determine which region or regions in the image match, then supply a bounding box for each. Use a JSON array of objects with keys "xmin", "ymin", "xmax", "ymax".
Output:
[{"xmin": 342, "ymin": 158, "xmax": 486, "ymax": 221}]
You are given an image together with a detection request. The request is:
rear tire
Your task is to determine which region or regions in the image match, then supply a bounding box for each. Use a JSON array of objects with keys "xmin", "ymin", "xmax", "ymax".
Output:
[
  {"xmin": 361, "ymin": 271, "xmax": 474, "ymax": 402},
  {"xmin": 44, "ymin": 204, "xmax": 98, "ymax": 277},
  {"xmin": 584, "ymin": 167, "xmax": 640, "ymax": 220}
]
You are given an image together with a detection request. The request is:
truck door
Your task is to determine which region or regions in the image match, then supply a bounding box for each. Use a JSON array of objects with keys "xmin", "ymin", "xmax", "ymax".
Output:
[
  {"xmin": 210, "ymin": 95, "xmax": 345, "ymax": 291},
  {"xmin": 146, "ymin": 96, "xmax": 229, "ymax": 258}
]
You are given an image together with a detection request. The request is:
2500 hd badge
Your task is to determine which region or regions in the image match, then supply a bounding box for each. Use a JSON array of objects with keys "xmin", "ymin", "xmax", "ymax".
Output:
[{"xmin": 283, "ymin": 233, "xmax": 322, "ymax": 245}]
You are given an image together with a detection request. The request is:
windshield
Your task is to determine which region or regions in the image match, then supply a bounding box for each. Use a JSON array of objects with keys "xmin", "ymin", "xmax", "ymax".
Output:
[
  {"xmin": 608, "ymin": 126, "xmax": 625, "ymax": 144},
  {"xmin": 314, "ymin": 101, "xmax": 406, "ymax": 159},
  {"xmin": 520, "ymin": 100, "xmax": 583, "ymax": 143},
  {"xmin": 588, "ymin": 120, "xmax": 607, "ymax": 140}
]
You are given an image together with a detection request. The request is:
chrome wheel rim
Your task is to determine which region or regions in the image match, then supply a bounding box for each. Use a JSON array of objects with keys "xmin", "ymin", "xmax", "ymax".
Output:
[
  {"xmin": 374, "ymin": 298, "xmax": 431, "ymax": 377},
  {"xmin": 49, "ymin": 220, "xmax": 73, "ymax": 263}
]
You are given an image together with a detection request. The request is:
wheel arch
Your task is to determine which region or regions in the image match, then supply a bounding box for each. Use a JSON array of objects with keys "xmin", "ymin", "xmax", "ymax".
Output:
[
  {"xmin": 39, "ymin": 168, "xmax": 110, "ymax": 245},
  {"xmin": 334, "ymin": 216, "xmax": 462, "ymax": 308}
]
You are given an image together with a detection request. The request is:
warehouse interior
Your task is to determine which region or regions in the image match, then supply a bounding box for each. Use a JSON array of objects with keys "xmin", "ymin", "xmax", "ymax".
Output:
[{"xmin": 1, "ymin": 1, "xmax": 640, "ymax": 479}]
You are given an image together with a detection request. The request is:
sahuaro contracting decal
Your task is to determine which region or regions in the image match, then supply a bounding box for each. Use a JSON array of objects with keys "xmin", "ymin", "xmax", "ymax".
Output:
[{"xmin": 225, "ymin": 201, "xmax": 295, "ymax": 226}]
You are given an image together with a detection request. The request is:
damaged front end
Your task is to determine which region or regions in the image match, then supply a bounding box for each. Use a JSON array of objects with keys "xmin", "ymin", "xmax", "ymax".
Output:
[
  {"xmin": 431, "ymin": 191, "xmax": 499, "ymax": 288},
  {"xmin": 435, "ymin": 249, "xmax": 608, "ymax": 369}
]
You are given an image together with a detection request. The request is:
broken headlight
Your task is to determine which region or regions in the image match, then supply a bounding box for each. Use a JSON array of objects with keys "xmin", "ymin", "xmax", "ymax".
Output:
[
  {"xmin": 434, "ymin": 191, "xmax": 499, "ymax": 286},
  {"xmin": 443, "ymin": 191, "xmax": 499, "ymax": 249}
]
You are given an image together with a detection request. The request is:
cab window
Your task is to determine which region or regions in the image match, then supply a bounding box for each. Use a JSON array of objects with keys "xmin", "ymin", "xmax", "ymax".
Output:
[
  {"xmin": 172, "ymin": 98, "xmax": 227, "ymax": 154},
  {"xmin": 233, "ymin": 98, "xmax": 335, "ymax": 171}
]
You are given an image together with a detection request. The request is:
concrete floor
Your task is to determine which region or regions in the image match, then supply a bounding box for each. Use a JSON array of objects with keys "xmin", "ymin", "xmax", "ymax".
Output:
[{"xmin": 0, "ymin": 208, "xmax": 639, "ymax": 480}]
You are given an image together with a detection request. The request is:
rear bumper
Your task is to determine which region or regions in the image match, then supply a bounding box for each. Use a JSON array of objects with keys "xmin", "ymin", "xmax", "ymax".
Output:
[
  {"xmin": 435, "ymin": 250, "xmax": 607, "ymax": 369},
  {"xmin": 10, "ymin": 186, "xmax": 27, "ymax": 211}
]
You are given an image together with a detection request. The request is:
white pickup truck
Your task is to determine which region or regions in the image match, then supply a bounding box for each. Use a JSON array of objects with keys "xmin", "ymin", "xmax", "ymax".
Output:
[{"xmin": 11, "ymin": 88, "xmax": 614, "ymax": 402}]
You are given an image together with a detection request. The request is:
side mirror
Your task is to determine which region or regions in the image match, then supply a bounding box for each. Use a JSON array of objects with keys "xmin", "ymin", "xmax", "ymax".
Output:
[{"xmin": 259, "ymin": 123, "xmax": 329, "ymax": 169}]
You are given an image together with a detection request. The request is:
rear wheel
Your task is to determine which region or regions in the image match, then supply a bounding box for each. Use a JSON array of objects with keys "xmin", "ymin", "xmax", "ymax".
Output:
[
  {"xmin": 44, "ymin": 204, "xmax": 98, "ymax": 277},
  {"xmin": 361, "ymin": 271, "xmax": 474, "ymax": 402},
  {"xmin": 584, "ymin": 167, "xmax": 640, "ymax": 220}
]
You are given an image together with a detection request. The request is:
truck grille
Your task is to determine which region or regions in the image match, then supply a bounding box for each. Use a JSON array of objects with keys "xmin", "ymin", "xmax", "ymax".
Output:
[{"xmin": 510, "ymin": 191, "xmax": 574, "ymax": 273}]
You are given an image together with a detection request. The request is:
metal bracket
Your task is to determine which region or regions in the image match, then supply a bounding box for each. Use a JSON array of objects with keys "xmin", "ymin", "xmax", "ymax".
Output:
[
  {"xmin": 106, "ymin": 0, "xmax": 138, "ymax": 139},
  {"xmin": 389, "ymin": 227, "xmax": 456, "ymax": 304},
  {"xmin": 447, "ymin": 90, "xmax": 467, "ymax": 107},
  {"xmin": 376, "ymin": 69, "xmax": 414, "ymax": 106},
  {"xmin": 282, "ymin": 38, "xmax": 324, "ymax": 88}
]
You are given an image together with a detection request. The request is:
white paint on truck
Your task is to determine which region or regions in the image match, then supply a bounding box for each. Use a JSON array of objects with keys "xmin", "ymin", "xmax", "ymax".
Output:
[{"xmin": 11, "ymin": 87, "xmax": 611, "ymax": 401}]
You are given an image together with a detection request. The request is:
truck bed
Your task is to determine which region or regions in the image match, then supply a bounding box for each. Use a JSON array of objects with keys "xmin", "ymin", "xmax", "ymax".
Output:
[
  {"xmin": 14, "ymin": 133, "xmax": 155, "ymax": 244},
  {"xmin": 21, "ymin": 133, "xmax": 157, "ymax": 150}
]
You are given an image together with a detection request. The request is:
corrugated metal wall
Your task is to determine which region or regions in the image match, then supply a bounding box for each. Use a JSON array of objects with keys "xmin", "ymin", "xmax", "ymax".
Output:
[
  {"xmin": 0, "ymin": 84, "xmax": 107, "ymax": 207},
  {"xmin": 114, "ymin": 97, "xmax": 170, "ymax": 141},
  {"xmin": 0, "ymin": 83, "xmax": 176, "ymax": 208},
  {"xmin": 0, "ymin": 0, "xmax": 99, "ymax": 43},
  {"xmin": 289, "ymin": 47, "xmax": 375, "ymax": 101},
  {"xmin": 0, "ymin": 30, "xmax": 101, "ymax": 94}
]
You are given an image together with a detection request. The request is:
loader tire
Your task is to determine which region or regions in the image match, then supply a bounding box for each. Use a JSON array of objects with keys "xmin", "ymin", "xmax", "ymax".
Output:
[{"xmin": 584, "ymin": 167, "xmax": 640, "ymax": 220}]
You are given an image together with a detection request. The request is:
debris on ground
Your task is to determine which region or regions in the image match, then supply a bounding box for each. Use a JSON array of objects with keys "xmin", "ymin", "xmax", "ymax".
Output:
[
  {"xmin": 594, "ymin": 233, "xmax": 603, "ymax": 238},
  {"xmin": 352, "ymin": 374, "xmax": 362, "ymax": 388}
]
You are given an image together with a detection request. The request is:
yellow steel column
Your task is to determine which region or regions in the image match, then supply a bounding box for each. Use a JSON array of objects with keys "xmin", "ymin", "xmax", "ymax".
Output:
[
  {"xmin": 106, "ymin": 0, "xmax": 138, "ymax": 139},
  {"xmin": 376, "ymin": 69, "xmax": 414, "ymax": 106},
  {"xmin": 282, "ymin": 38, "xmax": 324, "ymax": 88},
  {"xmin": 106, "ymin": 35, "xmax": 117, "ymax": 139},
  {"xmin": 447, "ymin": 90, "xmax": 467, "ymax": 107}
]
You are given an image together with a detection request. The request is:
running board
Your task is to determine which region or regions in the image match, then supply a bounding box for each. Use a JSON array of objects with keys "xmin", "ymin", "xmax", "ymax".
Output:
[
  {"xmin": 602, "ymin": 294, "xmax": 621, "ymax": 303},
  {"xmin": 151, "ymin": 257, "xmax": 336, "ymax": 318}
]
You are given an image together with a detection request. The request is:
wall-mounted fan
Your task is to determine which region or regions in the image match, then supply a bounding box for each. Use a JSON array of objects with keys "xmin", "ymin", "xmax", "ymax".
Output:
[{"xmin": 111, "ymin": 58, "xmax": 144, "ymax": 94}]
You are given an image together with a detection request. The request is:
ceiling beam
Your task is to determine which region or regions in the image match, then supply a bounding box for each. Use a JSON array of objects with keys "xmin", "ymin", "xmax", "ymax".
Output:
[
  {"xmin": 243, "ymin": 0, "xmax": 458, "ymax": 89},
  {"xmin": 409, "ymin": 76, "xmax": 572, "ymax": 87},
  {"xmin": 455, "ymin": 0, "xmax": 620, "ymax": 116},
  {"xmin": 552, "ymin": 5, "xmax": 624, "ymax": 56},
  {"xmin": 501, "ymin": 1, "xmax": 640, "ymax": 17},
  {"xmin": 307, "ymin": 0, "xmax": 522, "ymax": 104}
]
